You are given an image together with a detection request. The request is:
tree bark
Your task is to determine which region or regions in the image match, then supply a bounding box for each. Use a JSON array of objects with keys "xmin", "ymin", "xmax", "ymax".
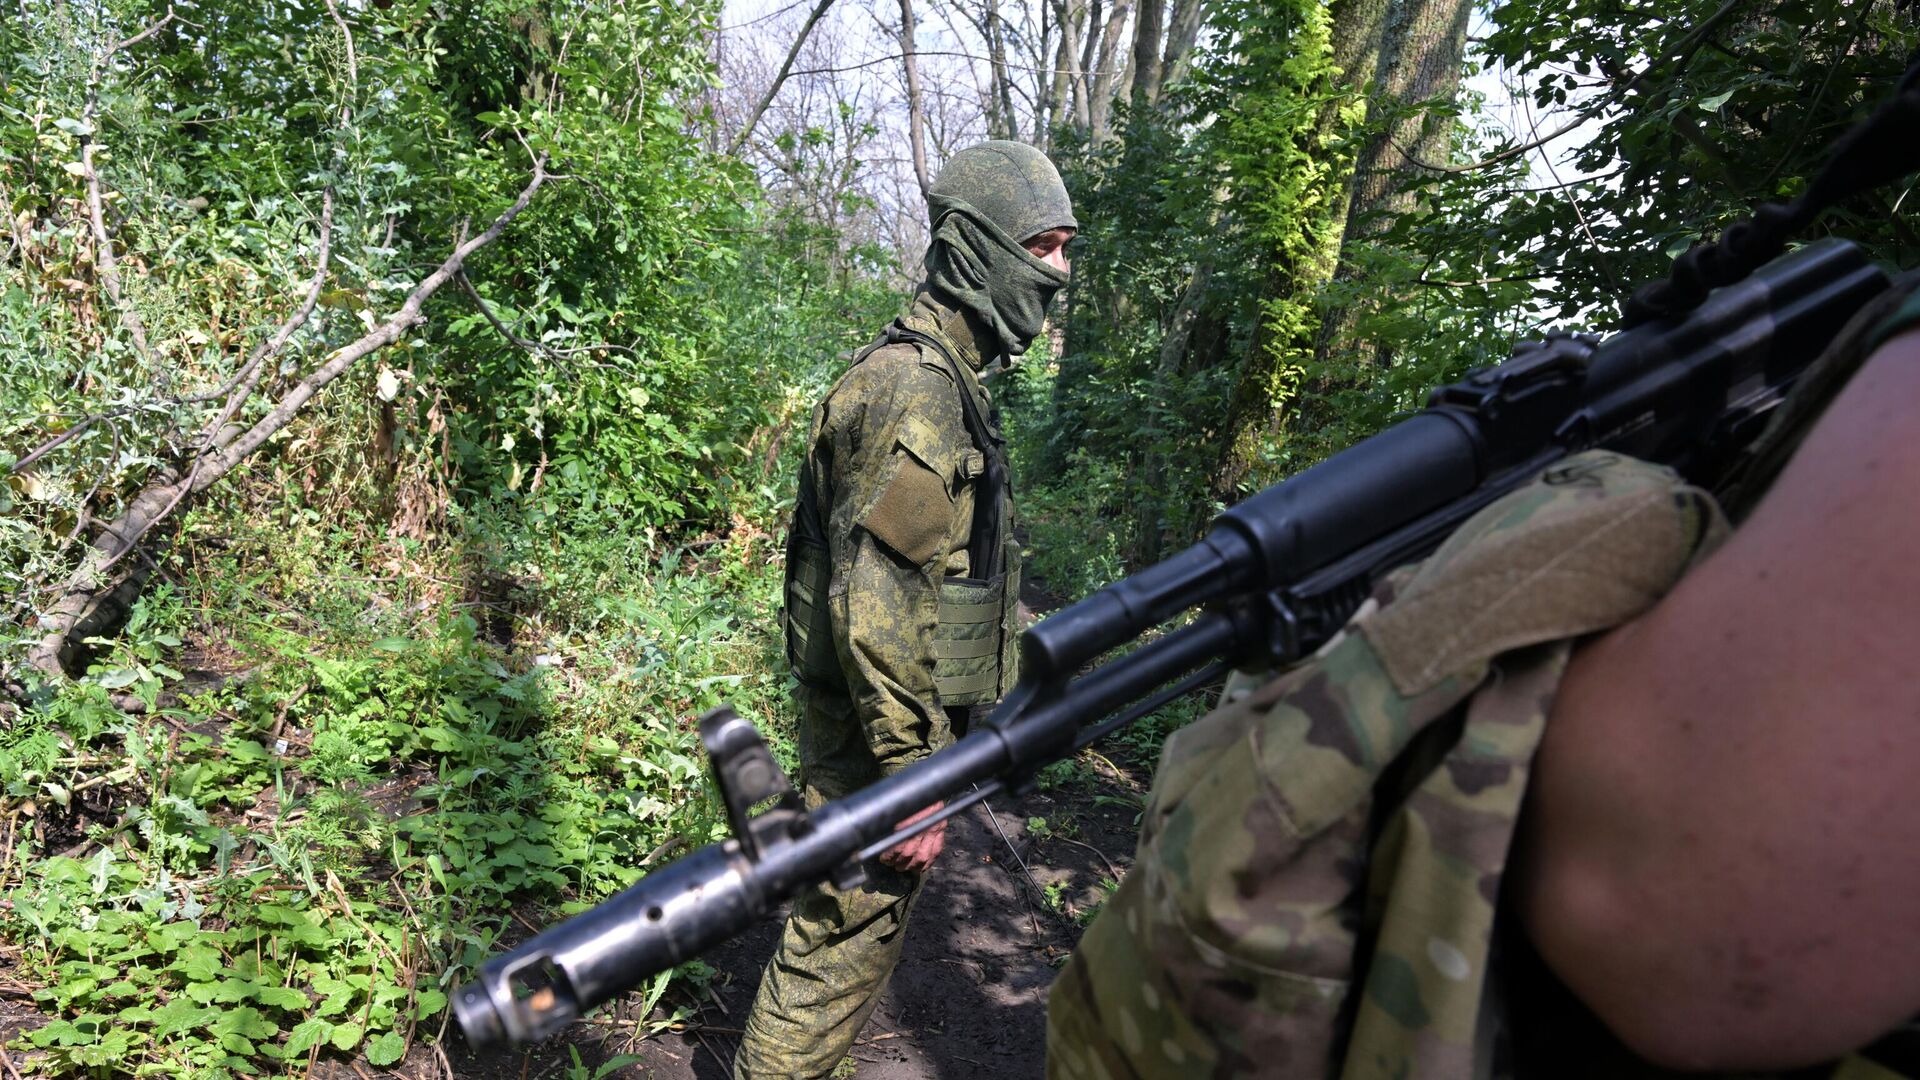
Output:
[
  {"xmin": 899, "ymin": 0, "xmax": 930, "ymax": 198},
  {"xmin": 1072, "ymin": 0, "xmax": 1103, "ymax": 129},
  {"xmin": 1086, "ymin": 0, "xmax": 1133, "ymax": 140},
  {"xmin": 1045, "ymin": 0, "xmax": 1080, "ymax": 147},
  {"xmin": 1314, "ymin": 0, "xmax": 1473, "ymax": 371},
  {"xmin": 984, "ymin": 0, "xmax": 1018, "ymax": 141},
  {"xmin": 1159, "ymin": 0, "xmax": 1207, "ymax": 97},
  {"xmin": 1129, "ymin": 0, "xmax": 1165, "ymax": 110}
]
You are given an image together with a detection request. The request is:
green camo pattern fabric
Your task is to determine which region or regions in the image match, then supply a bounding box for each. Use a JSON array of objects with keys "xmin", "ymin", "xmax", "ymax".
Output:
[
  {"xmin": 1046, "ymin": 451, "xmax": 1731, "ymax": 1080},
  {"xmin": 742, "ymin": 291, "xmax": 1021, "ymax": 1079},
  {"xmin": 924, "ymin": 140, "xmax": 1075, "ymax": 358}
]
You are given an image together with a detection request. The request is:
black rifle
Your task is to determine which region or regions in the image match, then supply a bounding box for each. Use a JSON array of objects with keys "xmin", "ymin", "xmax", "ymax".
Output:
[{"xmin": 451, "ymin": 235, "xmax": 1889, "ymax": 1049}]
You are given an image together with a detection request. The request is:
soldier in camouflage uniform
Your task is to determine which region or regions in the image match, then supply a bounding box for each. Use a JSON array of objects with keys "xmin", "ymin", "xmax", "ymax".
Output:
[
  {"xmin": 735, "ymin": 141, "xmax": 1077, "ymax": 1080},
  {"xmin": 1047, "ymin": 274, "xmax": 1920, "ymax": 1078}
]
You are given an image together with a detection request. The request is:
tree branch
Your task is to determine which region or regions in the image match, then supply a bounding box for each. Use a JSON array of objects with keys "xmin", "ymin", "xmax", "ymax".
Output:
[
  {"xmin": 456, "ymin": 269, "xmax": 639, "ymax": 372},
  {"xmin": 79, "ymin": 6, "xmax": 176, "ymax": 370},
  {"xmin": 730, "ymin": 0, "xmax": 839, "ymax": 155},
  {"xmin": 786, "ymin": 48, "xmax": 1119, "ymax": 80},
  {"xmin": 900, "ymin": 0, "xmax": 930, "ymax": 199},
  {"xmin": 28, "ymin": 161, "xmax": 547, "ymax": 678},
  {"xmin": 92, "ymin": 190, "xmax": 337, "ymax": 578}
]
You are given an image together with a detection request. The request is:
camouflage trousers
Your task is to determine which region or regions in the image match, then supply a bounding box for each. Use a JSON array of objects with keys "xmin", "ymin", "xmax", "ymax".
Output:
[
  {"xmin": 735, "ymin": 685, "xmax": 936, "ymax": 1080},
  {"xmin": 734, "ymin": 830, "xmax": 925, "ymax": 1079}
]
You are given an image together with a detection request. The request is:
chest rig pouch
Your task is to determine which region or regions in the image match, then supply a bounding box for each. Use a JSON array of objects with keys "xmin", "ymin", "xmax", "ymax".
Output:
[{"xmin": 782, "ymin": 321, "xmax": 1020, "ymax": 707}]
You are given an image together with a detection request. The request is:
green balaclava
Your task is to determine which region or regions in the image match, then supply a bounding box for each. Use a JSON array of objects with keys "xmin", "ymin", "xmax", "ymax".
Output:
[{"xmin": 924, "ymin": 140, "xmax": 1078, "ymax": 358}]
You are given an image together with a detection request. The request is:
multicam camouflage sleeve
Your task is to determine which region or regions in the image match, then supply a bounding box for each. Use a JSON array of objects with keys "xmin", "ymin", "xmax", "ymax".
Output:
[{"xmin": 1046, "ymin": 451, "xmax": 1730, "ymax": 1080}]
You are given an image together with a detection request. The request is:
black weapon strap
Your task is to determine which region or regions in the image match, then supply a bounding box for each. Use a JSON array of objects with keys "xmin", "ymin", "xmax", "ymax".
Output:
[
  {"xmin": 882, "ymin": 320, "xmax": 1009, "ymax": 582},
  {"xmin": 1624, "ymin": 51, "xmax": 1920, "ymax": 327}
]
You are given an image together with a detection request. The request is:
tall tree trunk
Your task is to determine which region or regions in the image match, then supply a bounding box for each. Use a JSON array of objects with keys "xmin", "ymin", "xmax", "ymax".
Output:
[
  {"xmin": 1313, "ymin": 0, "xmax": 1473, "ymax": 370},
  {"xmin": 983, "ymin": 0, "xmax": 1018, "ymax": 140},
  {"xmin": 1086, "ymin": 0, "xmax": 1133, "ymax": 140},
  {"xmin": 1045, "ymin": 0, "xmax": 1080, "ymax": 147},
  {"xmin": 1130, "ymin": 0, "xmax": 1165, "ymax": 110},
  {"xmin": 900, "ymin": 0, "xmax": 931, "ymax": 197},
  {"xmin": 1159, "ymin": 0, "xmax": 1207, "ymax": 97},
  {"xmin": 1210, "ymin": 0, "xmax": 1396, "ymax": 504}
]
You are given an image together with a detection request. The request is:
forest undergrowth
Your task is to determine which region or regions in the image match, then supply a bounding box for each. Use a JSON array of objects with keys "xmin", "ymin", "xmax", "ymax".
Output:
[
  {"xmin": 5, "ymin": 0, "xmax": 1915, "ymax": 1073},
  {"xmin": 1, "ymin": 492, "xmax": 798, "ymax": 1076}
]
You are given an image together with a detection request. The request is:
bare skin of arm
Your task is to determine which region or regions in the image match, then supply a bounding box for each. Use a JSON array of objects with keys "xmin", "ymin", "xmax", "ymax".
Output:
[{"xmin": 1514, "ymin": 331, "xmax": 1920, "ymax": 1071}]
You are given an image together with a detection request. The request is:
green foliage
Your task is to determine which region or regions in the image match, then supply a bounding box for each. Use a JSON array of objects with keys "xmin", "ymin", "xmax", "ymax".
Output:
[
  {"xmin": 2, "ymin": 498, "xmax": 804, "ymax": 1074},
  {"xmin": 7, "ymin": 0, "xmax": 1912, "ymax": 1074},
  {"xmin": 1013, "ymin": 0, "xmax": 1363, "ymax": 566},
  {"xmin": 1020, "ymin": 0, "xmax": 1918, "ymax": 584},
  {"xmin": 1471, "ymin": 0, "xmax": 1916, "ymax": 323},
  {"xmin": 0, "ymin": 1, "xmax": 901, "ymax": 1074}
]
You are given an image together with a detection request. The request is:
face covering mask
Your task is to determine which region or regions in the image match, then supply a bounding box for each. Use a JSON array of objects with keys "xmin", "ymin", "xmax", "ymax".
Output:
[{"xmin": 923, "ymin": 195, "xmax": 1070, "ymax": 358}]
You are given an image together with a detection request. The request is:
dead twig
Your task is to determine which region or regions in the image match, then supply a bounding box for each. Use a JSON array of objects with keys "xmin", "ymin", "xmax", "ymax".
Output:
[
  {"xmin": 978, "ymin": 796, "xmax": 1047, "ymax": 941},
  {"xmin": 1052, "ymin": 835, "xmax": 1124, "ymax": 883},
  {"xmin": 78, "ymin": 6, "xmax": 176, "ymax": 368}
]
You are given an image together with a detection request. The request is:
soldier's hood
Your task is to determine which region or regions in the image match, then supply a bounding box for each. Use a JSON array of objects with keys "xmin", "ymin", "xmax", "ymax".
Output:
[
  {"xmin": 921, "ymin": 141, "xmax": 1076, "ymax": 358},
  {"xmin": 922, "ymin": 198, "xmax": 1068, "ymax": 358}
]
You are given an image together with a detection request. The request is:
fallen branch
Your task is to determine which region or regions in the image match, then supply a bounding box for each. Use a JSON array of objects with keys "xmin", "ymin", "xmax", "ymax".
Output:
[
  {"xmin": 94, "ymin": 189, "xmax": 337, "ymax": 578},
  {"xmin": 28, "ymin": 160, "xmax": 548, "ymax": 678}
]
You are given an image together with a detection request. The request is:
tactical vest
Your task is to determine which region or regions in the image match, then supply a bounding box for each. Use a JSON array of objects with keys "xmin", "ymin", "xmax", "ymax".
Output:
[
  {"xmin": 783, "ymin": 320, "xmax": 1022, "ymax": 708},
  {"xmin": 1047, "ymin": 274, "xmax": 1920, "ymax": 1080}
]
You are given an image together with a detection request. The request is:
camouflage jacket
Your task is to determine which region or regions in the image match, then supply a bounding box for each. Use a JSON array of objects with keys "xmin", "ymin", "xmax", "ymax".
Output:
[
  {"xmin": 1047, "ymin": 450, "xmax": 1729, "ymax": 1079},
  {"xmin": 783, "ymin": 291, "xmax": 1019, "ymax": 793},
  {"xmin": 1048, "ymin": 274, "xmax": 1920, "ymax": 1079}
]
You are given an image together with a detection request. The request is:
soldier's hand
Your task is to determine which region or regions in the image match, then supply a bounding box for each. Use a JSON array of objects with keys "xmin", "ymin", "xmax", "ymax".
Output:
[{"xmin": 879, "ymin": 802, "xmax": 947, "ymax": 873}]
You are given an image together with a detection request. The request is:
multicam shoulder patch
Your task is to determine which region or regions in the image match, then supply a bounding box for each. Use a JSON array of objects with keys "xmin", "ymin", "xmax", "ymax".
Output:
[{"xmin": 1046, "ymin": 451, "xmax": 1727, "ymax": 1080}]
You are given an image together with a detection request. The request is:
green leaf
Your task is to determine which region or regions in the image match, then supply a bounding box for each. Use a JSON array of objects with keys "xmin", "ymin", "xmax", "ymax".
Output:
[
  {"xmin": 364, "ymin": 1031, "xmax": 407, "ymax": 1066},
  {"xmin": 255, "ymin": 985, "xmax": 310, "ymax": 1011},
  {"xmin": 214, "ymin": 1006, "xmax": 278, "ymax": 1041},
  {"xmin": 328, "ymin": 1023, "xmax": 363, "ymax": 1051},
  {"xmin": 95, "ymin": 667, "xmax": 143, "ymax": 689},
  {"xmin": 284, "ymin": 1018, "xmax": 332, "ymax": 1056},
  {"xmin": 413, "ymin": 988, "xmax": 448, "ymax": 1020},
  {"xmin": 1697, "ymin": 90, "xmax": 1735, "ymax": 111}
]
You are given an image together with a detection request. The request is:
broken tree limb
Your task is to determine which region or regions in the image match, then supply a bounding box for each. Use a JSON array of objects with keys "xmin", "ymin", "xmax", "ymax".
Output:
[
  {"xmin": 27, "ymin": 160, "xmax": 548, "ymax": 679},
  {"xmin": 92, "ymin": 190, "xmax": 339, "ymax": 580}
]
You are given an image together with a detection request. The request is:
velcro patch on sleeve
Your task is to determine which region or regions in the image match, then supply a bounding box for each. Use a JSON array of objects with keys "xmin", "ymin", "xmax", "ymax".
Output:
[
  {"xmin": 860, "ymin": 441, "xmax": 954, "ymax": 566},
  {"xmin": 1361, "ymin": 452, "xmax": 1728, "ymax": 696}
]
